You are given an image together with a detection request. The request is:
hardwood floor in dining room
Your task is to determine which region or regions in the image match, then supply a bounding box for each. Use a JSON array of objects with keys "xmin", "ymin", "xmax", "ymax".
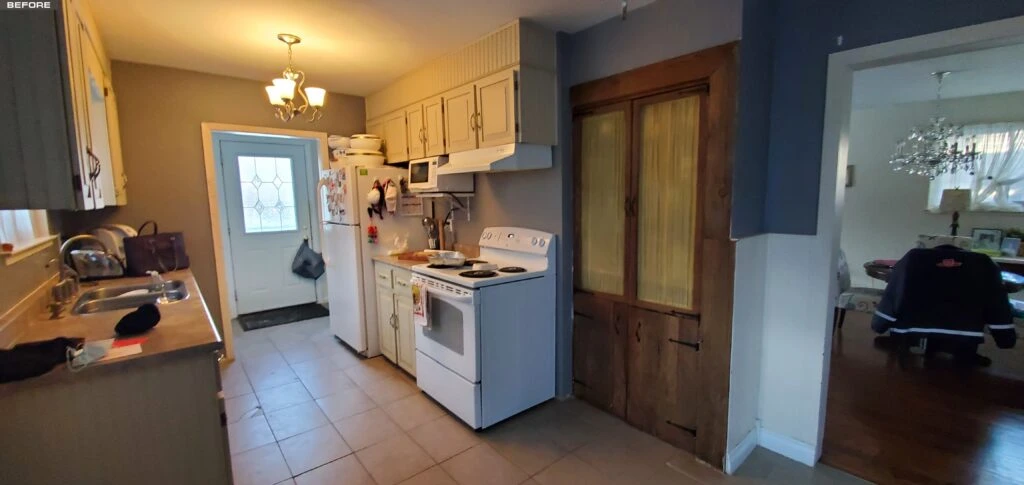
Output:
[{"xmin": 822, "ymin": 312, "xmax": 1024, "ymax": 485}]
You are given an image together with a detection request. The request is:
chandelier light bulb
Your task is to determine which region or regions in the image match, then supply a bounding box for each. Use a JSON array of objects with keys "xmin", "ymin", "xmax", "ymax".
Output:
[{"xmin": 305, "ymin": 87, "xmax": 326, "ymax": 108}]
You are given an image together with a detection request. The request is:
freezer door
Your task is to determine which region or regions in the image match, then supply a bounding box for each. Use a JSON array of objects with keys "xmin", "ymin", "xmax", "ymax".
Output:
[
  {"xmin": 324, "ymin": 222, "xmax": 367, "ymax": 352},
  {"xmin": 338, "ymin": 165, "xmax": 360, "ymax": 225}
]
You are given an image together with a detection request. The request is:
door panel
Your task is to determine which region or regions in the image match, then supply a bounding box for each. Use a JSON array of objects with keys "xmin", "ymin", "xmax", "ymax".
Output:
[
  {"xmin": 405, "ymin": 105, "xmax": 425, "ymax": 160},
  {"xmin": 377, "ymin": 284, "xmax": 397, "ymax": 363},
  {"xmin": 476, "ymin": 70, "xmax": 516, "ymax": 147},
  {"xmin": 383, "ymin": 110, "xmax": 408, "ymax": 163},
  {"xmin": 576, "ymin": 107, "xmax": 628, "ymax": 296},
  {"xmin": 220, "ymin": 140, "xmax": 316, "ymax": 314},
  {"xmin": 625, "ymin": 306, "xmax": 699, "ymax": 451},
  {"xmin": 396, "ymin": 294, "xmax": 416, "ymax": 375},
  {"xmin": 635, "ymin": 94, "xmax": 702, "ymax": 311},
  {"xmin": 80, "ymin": 28, "xmax": 114, "ymax": 207},
  {"xmin": 423, "ymin": 96, "xmax": 446, "ymax": 156},
  {"xmin": 443, "ymin": 84, "xmax": 477, "ymax": 153},
  {"xmin": 572, "ymin": 292, "xmax": 626, "ymax": 418}
]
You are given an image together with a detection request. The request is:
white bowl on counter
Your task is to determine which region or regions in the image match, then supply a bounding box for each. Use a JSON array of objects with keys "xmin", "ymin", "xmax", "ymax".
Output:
[
  {"xmin": 343, "ymin": 148, "xmax": 385, "ymax": 167},
  {"xmin": 350, "ymin": 134, "xmax": 382, "ymax": 151}
]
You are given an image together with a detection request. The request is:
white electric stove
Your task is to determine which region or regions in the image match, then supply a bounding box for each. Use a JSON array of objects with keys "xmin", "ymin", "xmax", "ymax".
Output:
[{"xmin": 411, "ymin": 227, "xmax": 556, "ymax": 429}]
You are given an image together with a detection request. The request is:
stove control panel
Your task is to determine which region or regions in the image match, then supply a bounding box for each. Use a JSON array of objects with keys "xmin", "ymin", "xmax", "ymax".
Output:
[{"xmin": 479, "ymin": 227, "xmax": 554, "ymax": 255}]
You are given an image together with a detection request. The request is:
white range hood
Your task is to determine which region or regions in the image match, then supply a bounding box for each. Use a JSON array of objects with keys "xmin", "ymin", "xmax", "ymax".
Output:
[{"xmin": 437, "ymin": 143, "xmax": 552, "ymax": 175}]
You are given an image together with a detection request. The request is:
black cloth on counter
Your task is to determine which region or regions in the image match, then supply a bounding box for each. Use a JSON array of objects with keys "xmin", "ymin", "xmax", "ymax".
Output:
[
  {"xmin": 115, "ymin": 303, "xmax": 161, "ymax": 336},
  {"xmin": 0, "ymin": 337, "xmax": 84, "ymax": 383}
]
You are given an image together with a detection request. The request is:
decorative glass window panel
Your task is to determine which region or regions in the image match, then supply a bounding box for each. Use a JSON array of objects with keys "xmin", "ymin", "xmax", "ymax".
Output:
[{"xmin": 237, "ymin": 156, "xmax": 299, "ymax": 233}]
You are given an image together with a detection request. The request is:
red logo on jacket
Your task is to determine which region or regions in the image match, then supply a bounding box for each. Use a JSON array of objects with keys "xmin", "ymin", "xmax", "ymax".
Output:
[{"xmin": 936, "ymin": 258, "xmax": 963, "ymax": 268}]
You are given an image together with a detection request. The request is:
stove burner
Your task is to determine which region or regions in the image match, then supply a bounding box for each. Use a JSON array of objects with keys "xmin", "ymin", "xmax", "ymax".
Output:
[
  {"xmin": 498, "ymin": 266, "xmax": 526, "ymax": 273},
  {"xmin": 459, "ymin": 270, "xmax": 498, "ymax": 278},
  {"xmin": 465, "ymin": 259, "xmax": 487, "ymax": 265}
]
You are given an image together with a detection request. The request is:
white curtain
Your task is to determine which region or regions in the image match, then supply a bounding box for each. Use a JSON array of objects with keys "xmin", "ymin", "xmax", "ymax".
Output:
[
  {"xmin": 928, "ymin": 123, "xmax": 1024, "ymax": 211},
  {"xmin": 0, "ymin": 210, "xmax": 50, "ymax": 250},
  {"xmin": 967, "ymin": 123, "xmax": 1024, "ymax": 210}
]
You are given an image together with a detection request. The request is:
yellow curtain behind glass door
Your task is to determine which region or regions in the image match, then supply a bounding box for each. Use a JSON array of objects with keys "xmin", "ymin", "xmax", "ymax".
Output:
[
  {"xmin": 579, "ymin": 111, "xmax": 627, "ymax": 295},
  {"xmin": 637, "ymin": 96, "xmax": 700, "ymax": 309}
]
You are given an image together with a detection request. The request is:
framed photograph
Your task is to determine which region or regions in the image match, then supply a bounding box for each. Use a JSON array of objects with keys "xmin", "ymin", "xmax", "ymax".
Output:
[
  {"xmin": 971, "ymin": 228, "xmax": 1003, "ymax": 253},
  {"xmin": 1001, "ymin": 237, "xmax": 1021, "ymax": 257}
]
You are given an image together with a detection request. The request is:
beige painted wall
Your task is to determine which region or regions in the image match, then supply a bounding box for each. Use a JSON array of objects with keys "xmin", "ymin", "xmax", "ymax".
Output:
[{"xmin": 59, "ymin": 61, "xmax": 365, "ymax": 330}]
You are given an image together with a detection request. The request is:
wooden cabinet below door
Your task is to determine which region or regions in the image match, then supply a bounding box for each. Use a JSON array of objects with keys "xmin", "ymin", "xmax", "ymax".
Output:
[
  {"xmin": 572, "ymin": 292, "xmax": 626, "ymax": 418},
  {"xmin": 625, "ymin": 307, "xmax": 700, "ymax": 451}
]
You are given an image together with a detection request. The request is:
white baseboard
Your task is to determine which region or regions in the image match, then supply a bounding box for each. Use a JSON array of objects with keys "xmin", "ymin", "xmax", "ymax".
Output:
[
  {"xmin": 724, "ymin": 427, "xmax": 759, "ymax": 474},
  {"xmin": 757, "ymin": 428, "xmax": 817, "ymax": 466}
]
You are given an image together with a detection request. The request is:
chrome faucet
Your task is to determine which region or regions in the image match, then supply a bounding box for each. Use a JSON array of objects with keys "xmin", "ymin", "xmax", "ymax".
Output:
[
  {"xmin": 49, "ymin": 235, "xmax": 115, "ymax": 318},
  {"xmin": 147, "ymin": 270, "xmax": 169, "ymax": 304}
]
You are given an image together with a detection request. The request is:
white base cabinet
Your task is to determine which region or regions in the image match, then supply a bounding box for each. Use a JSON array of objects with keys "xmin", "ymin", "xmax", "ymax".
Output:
[{"xmin": 374, "ymin": 261, "xmax": 416, "ymax": 376}]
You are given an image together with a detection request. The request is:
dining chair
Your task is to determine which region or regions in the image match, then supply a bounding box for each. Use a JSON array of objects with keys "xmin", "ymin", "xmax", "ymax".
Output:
[{"xmin": 835, "ymin": 249, "xmax": 885, "ymax": 333}]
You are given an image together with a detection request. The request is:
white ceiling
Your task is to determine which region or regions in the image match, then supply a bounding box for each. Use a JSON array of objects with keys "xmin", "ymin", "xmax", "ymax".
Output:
[
  {"xmin": 89, "ymin": 0, "xmax": 654, "ymax": 96},
  {"xmin": 852, "ymin": 43, "xmax": 1024, "ymax": 109}
]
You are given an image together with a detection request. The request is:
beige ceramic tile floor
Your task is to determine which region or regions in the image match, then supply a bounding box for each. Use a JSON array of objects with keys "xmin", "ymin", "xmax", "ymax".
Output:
[{"xmin": 223, "ymin": 317, "xmax": 870, "ymax": 485}]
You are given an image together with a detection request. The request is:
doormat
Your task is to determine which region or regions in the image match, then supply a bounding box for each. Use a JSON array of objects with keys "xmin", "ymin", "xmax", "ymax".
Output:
[{"xmin": 238, "ymin": 303, "xmax": 329, "ymax": 332}]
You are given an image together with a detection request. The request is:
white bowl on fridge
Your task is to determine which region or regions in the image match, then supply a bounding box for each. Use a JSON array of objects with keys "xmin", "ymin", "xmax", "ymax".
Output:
[{"xmin": 349, "ymin": 134, "xmax": 382, "ymax": 151}]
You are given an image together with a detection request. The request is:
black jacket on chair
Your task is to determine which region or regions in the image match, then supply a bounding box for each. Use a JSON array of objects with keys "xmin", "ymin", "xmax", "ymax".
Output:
[{"xmin": 871, "ymin": 246, "xmax": 1017, "ymax": 348}]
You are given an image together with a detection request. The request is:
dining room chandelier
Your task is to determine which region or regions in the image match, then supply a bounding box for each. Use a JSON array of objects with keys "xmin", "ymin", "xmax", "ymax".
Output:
[
  {"xmin": 265, "ymin": 33, "xmax": 325, "ymax": 123},
  {"xmin": 889, "ymin": 71, "xmax": 978, "ymax": 179}
]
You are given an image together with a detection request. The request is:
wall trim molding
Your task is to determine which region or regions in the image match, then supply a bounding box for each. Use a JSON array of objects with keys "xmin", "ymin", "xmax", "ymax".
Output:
[
  {"xmin": 199, "ymin": 122, "xmax": 330, "ymax": 361},
  {"xmin": 758, "ymin": 427, "xmax": 816, "ymax": 467},
  {"xmin": 724, "ymin": 427, "xmax": 759, "ymax": 474}
]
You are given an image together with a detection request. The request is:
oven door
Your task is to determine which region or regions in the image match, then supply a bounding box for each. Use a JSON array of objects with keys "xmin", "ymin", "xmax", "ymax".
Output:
[
  {"xmin": 408, "ymin": 158, "xmax": 436, "ymax": 191},
  {"xmin": 413, "ymin": 275, "xmax": 479, "ymax": 382}
]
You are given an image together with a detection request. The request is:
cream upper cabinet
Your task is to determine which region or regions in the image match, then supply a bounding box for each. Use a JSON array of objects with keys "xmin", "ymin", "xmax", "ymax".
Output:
[
  {"xmin": 475, "ymin": 69, "xmax": 517, "ymax": 148},
  {"xmin": 405, "ymin": 104, "xmax": 425, "ymax": 160},
  {"xmin": 422, "ymin": 96, "xmax": 445, "ymax": 157},
  {"xmin": 382, "ymin": 111, "xmax": 409, "ymax": 163},
  {"xmin": 0, "ymin": 0, "xmax": 126, "ymax": 210},
  {"xmin": 80, "ymin": 26, "xmax": 116, "ymax": 207},
  {"xmin": 104, "ymin": 80, "xmax": 127, "ymax": 205},
  {"xmin": 395, "ymin": 293, "xmax": 416, "ymax": 375},
  {"xmin": 366, "ymin": 118, "xmax": 384, "ymax": 138},
  {"xmin": 443, "ymin": 84, "xmax": 478, "ymax": 154}
]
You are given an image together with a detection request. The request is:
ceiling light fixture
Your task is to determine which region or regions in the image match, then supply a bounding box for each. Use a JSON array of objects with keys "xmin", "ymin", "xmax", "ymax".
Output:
[
  {"xmin": 265, "ymin": 33, "xmax": 325, "ymax": 123},
  {"xmin": 889, "ymin": 71, "xmax": 978, "ymax": 179}
]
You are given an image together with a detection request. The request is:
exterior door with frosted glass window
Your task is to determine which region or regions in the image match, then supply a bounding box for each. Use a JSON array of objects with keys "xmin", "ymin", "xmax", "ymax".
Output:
[{"xmin": 220, "ymin": 140, "xmax": 315, "ymax": 314}]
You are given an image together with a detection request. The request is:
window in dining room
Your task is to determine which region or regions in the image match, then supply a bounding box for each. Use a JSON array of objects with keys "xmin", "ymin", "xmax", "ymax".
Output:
[{"xmin": 928, "ymin": 123, "xmax": 1024, "ymax": 211}]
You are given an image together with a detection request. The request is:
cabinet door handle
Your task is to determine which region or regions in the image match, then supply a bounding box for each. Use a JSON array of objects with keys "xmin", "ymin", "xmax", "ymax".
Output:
[
  {"xmin": 635, "ymin": 321, "xmax": 642, "ymax": 342},
  {"xmin": 624, "ymin": 197, "xmax": 633, "ymax": 216},
  {"xmin": 475, "ymin": 112, "xmax": 482, "ymax": 130},
  {"xmin": 469, "ymin": 112, "xmax": 478, "ymax": 131},
  {"xmin": 391, "ymin": 314, "xmax": 399, "ymax": 329}
]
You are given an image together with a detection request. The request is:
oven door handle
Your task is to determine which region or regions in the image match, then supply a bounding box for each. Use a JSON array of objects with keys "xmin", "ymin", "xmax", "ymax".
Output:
[
  {"xmin": 427, "ymin": 287, "xmax": 474, "ymax": 303},
  {"xmin": 413, "ymin": 278, "xmax": 475, "ymax": 303}
]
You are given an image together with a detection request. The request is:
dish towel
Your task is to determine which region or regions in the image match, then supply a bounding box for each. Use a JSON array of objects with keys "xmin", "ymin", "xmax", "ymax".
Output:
[{"xmin": 412, "ymin": 280, "xmax": 429, "ymax": 328}]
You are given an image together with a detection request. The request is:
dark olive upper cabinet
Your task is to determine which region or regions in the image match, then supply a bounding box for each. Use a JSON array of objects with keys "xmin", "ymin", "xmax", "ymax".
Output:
[{"xmin": 0, "ymin": 0, "xmax": 124, "ymax": 210}]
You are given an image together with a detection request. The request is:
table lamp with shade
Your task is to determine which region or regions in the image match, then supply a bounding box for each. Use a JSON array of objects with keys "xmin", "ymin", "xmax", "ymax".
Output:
[{"xmin": 939, "ymin": 188, "xmax": 971, "ymax": 236}]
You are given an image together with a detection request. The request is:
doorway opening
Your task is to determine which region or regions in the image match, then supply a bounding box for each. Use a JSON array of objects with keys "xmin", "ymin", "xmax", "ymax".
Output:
[
  {"xmin": 201, "ymin": 123, "xmax": 330, "ymax": 359},
  {"xmin": 814, "ymin": 17, "xmax": 1024, "ymax": 484}
]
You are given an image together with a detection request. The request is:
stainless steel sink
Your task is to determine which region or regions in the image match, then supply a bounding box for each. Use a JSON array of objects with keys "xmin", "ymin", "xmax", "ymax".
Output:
[{"xmin": 71, "ymin": 280, "xmax": 188, "ymax": 315}]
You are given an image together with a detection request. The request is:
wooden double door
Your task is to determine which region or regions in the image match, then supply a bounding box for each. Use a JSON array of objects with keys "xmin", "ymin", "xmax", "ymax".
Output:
[{"xmin": 572, "ymin": 88, "xmax": 707, "ymax": 451}]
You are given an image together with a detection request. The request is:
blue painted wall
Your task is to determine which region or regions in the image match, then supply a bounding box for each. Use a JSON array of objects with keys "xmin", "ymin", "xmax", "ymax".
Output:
[{"xmin": 750, "ymin": 0, "xmax": 1024, "ymax": 234}]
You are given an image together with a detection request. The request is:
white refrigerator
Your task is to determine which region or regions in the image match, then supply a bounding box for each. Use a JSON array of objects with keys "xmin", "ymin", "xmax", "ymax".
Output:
[{"xmin": 320, "ymin": 164, "xmax": 425, "ymax": 356}]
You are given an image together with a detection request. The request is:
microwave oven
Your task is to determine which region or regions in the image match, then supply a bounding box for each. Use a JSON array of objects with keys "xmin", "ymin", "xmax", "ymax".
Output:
[{"xmin": 408, "ymin": 156, "xmax": 474, "ymax": 193}]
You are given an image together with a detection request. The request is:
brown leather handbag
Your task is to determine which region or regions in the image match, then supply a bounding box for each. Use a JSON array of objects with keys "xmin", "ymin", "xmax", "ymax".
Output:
[{"xmin": 123, "ymin": 221, "xmax": 190, "ymax": 275}]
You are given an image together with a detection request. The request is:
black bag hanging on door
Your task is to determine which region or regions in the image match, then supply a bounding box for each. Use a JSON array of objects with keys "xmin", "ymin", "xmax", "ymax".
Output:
[{"xmin": 291, "ymin": 238, "xmax": 325, "ymax": 279}]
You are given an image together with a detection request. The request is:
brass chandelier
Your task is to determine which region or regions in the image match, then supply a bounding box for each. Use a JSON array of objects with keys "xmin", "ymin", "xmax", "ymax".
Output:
[{"xmin": 265, "ymin": 34, "xmax": 325, "ymax": 122}]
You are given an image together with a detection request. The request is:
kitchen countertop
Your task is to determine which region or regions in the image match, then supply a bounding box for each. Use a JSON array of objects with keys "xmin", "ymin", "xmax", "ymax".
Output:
[
  {"xmin": 372, "ymin": 255, "xmax": 424, "ymax": 271},
  {"xmin": 0, "ymin": 269, "xmax": 222, "ymax": 395}
]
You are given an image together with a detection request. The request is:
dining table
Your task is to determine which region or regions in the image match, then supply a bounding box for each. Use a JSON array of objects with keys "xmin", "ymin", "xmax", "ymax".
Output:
[{"xmin": 864, "ymin": 259, "xmax": 1024, "ymax": 293}]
